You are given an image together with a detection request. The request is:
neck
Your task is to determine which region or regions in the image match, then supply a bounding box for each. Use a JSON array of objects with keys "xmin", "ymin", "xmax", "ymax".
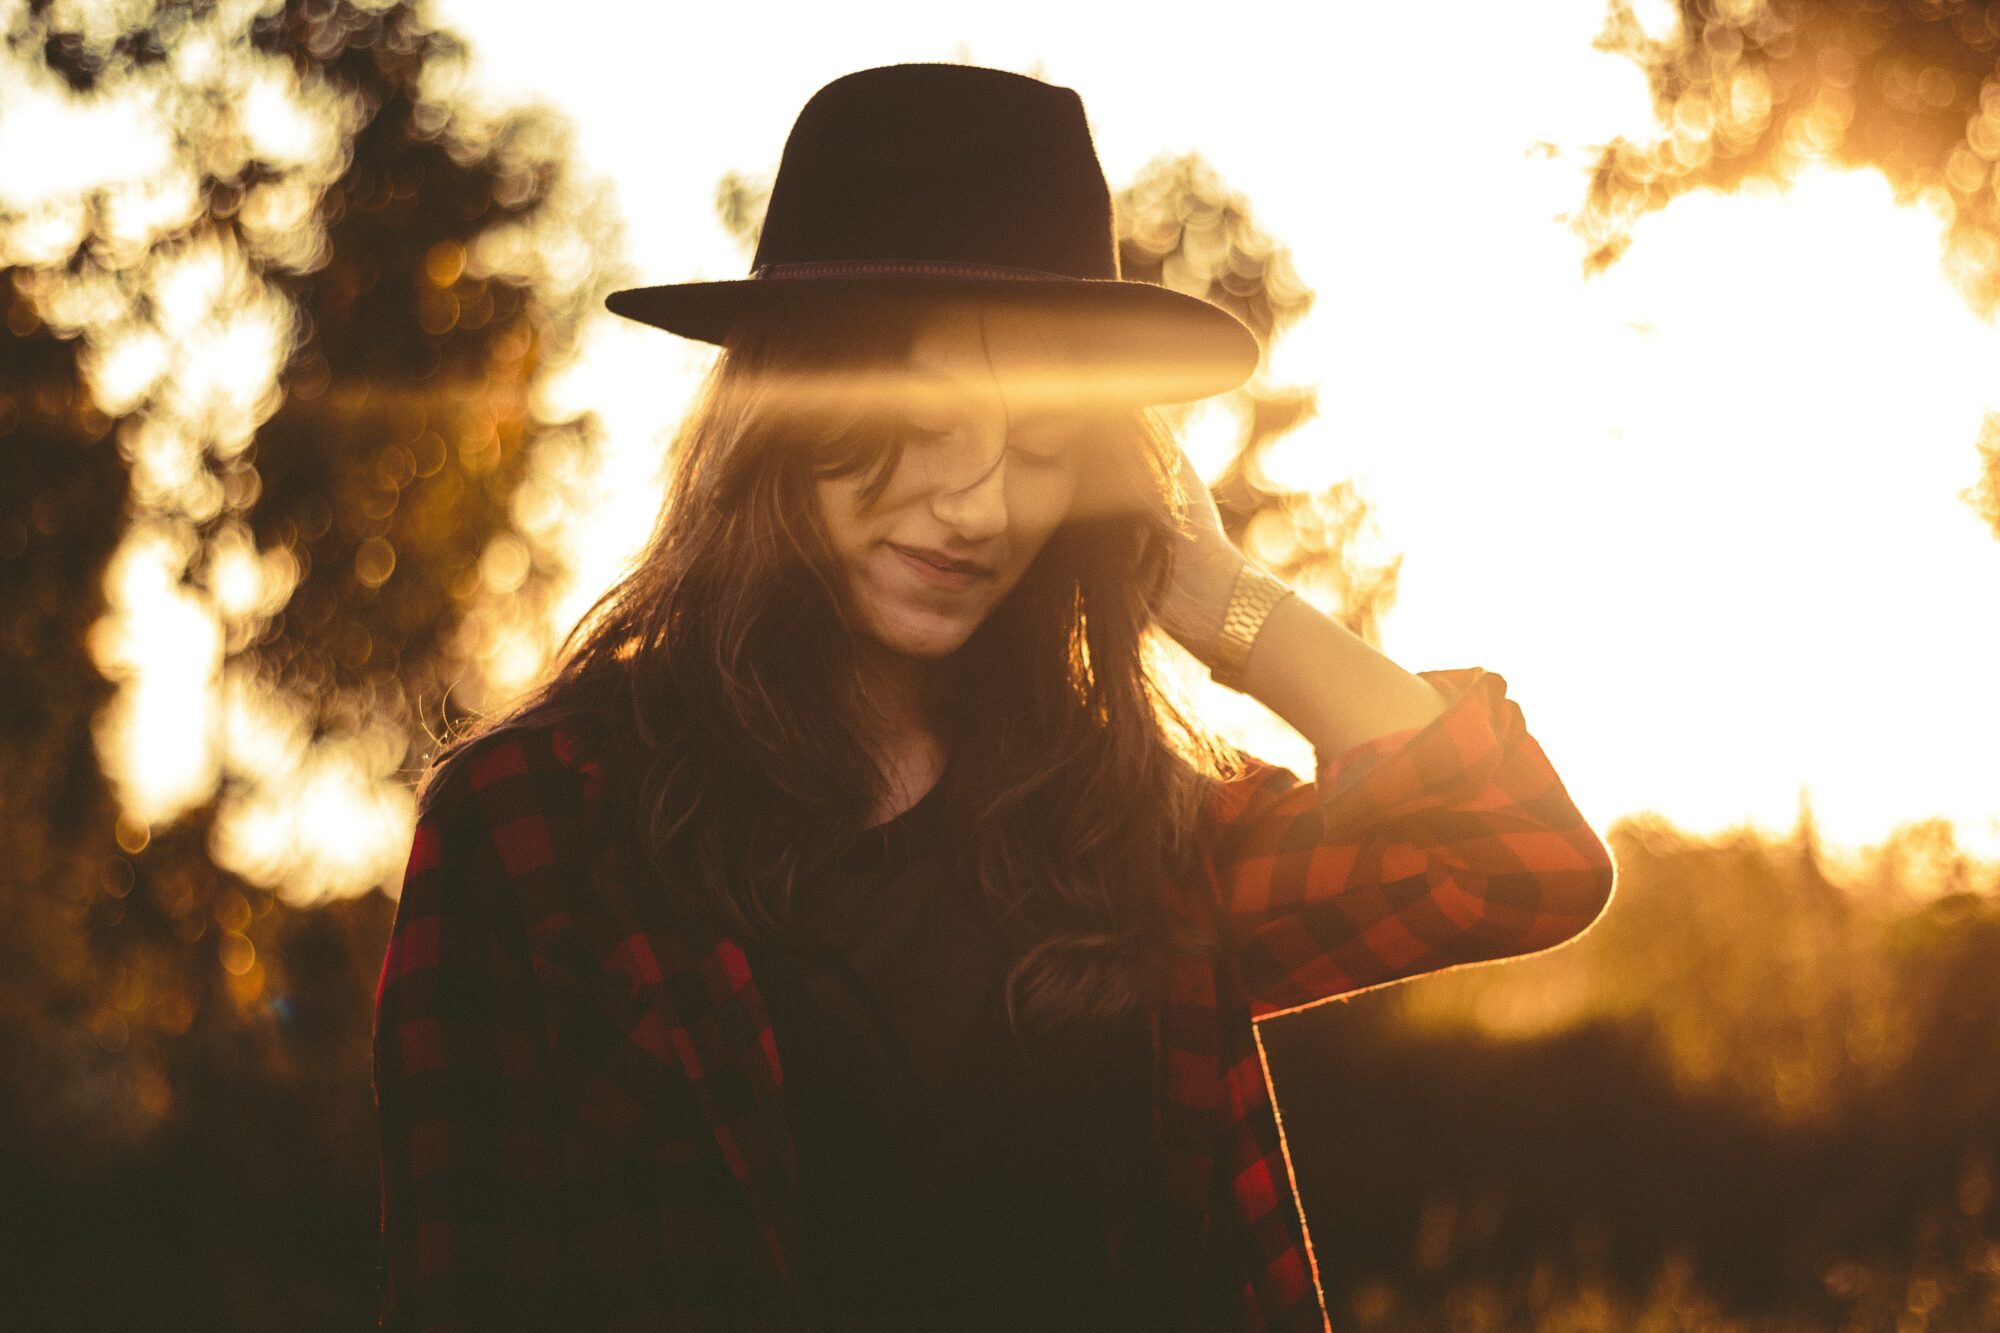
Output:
[
  {"xmin": 850, "ymin": 636, "xmax": 945, "ymax": 758},
  {"xmin": 848, "ymin": 640, "xmax": 948, "ymax": 804}
]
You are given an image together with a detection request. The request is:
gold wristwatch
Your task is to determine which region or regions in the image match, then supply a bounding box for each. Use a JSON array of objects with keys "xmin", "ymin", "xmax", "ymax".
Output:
[{"xmin": 1207, "ymin": 562, "xmax": 1293, "ymax": 691}]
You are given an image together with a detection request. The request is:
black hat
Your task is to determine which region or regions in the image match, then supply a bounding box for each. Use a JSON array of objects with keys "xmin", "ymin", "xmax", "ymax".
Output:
[{"xmin": 604, "ymin": 63, "xmax": 1261, "ymax": 405}]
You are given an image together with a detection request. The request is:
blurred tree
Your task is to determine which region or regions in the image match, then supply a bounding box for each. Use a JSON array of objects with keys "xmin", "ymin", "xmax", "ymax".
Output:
[
  {"xmin": 1264, "ymin": 811, "xmax": 2000, "ymax": 1326},
  {"xmin": 1116, "ymin": 152, "xmax": 1402, "ymax": 645},
  {"xmin": 1578, "ymin": 0, "xmax": 2000, "ymax": 539},
  {"xmin": 0, "ymin": 3, "xmax": 618, "ymax": 1321},
  {"xmin": 0, "ymin": 272, "xmax": 138, "ymax": 1157}
]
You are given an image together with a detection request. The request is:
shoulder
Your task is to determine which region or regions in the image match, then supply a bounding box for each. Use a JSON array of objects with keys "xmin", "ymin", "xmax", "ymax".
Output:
[
  {"xmin": 408, "ymin": 714, "xmax": 622, "ymax": 897},
  {"xmin": 386, "ymin": 718, "xmax": 641, "ymax": 997},
  {"xmin": 1199, "ymin": 752, "xmax": 1306, "ymax": 830},
  {"xmin": 419, "ymin": 714, "xmax": 613, "ymax": 819},
  {"xmin": 1174, "ymin": 750, "xmax": 1309, "ymax": 880}
]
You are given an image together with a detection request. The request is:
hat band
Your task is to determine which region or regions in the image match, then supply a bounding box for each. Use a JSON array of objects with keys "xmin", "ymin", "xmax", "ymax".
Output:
[{"xmin": 750, "ymin": 259, "xmax": 1092, "ymax": 282}]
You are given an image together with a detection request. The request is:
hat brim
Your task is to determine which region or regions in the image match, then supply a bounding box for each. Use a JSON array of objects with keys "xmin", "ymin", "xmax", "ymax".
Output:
[{"xmin": 603, "ymin": 275, "xmax": 1261, "ymax": 406}]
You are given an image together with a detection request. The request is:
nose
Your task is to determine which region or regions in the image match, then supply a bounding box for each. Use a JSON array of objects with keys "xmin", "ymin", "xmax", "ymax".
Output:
[{"xmin": 928, "ymin": 426, "xmax": 1011, "ymax": 544}]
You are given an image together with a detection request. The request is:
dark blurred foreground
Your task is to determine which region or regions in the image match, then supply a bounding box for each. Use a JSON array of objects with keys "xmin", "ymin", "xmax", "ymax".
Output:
[{"xmin": 5, "ymin": 813, "xmax": 1999, "ymax": 1332}]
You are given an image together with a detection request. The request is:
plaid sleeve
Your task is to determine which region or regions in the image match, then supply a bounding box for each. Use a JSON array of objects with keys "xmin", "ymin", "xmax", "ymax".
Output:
[
  {"xmin": 1205, "ymin": 666, "xmax": 1617, "ymax": 1019},
  {"xmin": 372, "ymin": 754, "xmax": 569, "ymax": 1331}
]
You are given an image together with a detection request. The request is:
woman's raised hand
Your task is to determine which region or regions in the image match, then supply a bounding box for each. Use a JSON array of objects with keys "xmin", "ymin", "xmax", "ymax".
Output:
[{"xmin": 1156, "ymin": 441, "xmax": 1251, "ymax": 668}]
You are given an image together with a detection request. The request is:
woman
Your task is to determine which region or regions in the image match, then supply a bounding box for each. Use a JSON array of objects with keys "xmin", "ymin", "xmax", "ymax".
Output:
[{"xmin": 372, "ymin": 63, "xmax": 1618, "ymax": 1332}]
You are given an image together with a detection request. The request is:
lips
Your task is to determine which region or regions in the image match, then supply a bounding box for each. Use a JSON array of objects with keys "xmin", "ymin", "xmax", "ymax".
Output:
[
  {"xmin": 889, "ymin": 543, "xmax": 990, "ymax": 590},
  {"xmin": 892, "ymin": 544, "xmax": 990, "ymax": 576}
]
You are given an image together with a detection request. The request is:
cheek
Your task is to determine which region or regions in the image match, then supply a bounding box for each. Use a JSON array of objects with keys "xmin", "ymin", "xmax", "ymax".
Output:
[
  {"xmin": 1005, "ymin": 473, "xmax": 1079, "ymax": 566},
  {"xmin": 814, "ymin": 477, "xmax": 872, "ymax": 554}
]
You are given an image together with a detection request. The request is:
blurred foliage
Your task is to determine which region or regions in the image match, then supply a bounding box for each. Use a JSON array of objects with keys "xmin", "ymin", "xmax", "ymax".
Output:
[
  {"xmin": 1580, "ymin": 0, "xmax": 2000, "ymax": 542},
  {"xmin": 1115, "ymin": 151, "xmax": 1403, "ymax": 647},
  {"xmin": 1261, "ymin": 812, "xmax": 2000, "ymax": 1331},
  {"xmin": 1, "ymin": 0, "xmax": 617, "ymax": 1322}
]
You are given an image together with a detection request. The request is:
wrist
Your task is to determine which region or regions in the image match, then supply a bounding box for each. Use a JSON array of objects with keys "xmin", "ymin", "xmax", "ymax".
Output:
[
  {"xmin": 1162, "ymin": 545, "xmax": 1247, "ymax": 664},
  {"xmin": 1205, "ymin": 563, "xmax": 1294, "ymax": 690}
]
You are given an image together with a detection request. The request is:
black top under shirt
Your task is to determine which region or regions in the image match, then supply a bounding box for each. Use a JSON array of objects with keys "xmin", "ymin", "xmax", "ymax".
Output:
[{"xmin": 740, "ymin": 764, "xmax": 1184, "ymax": 1331}]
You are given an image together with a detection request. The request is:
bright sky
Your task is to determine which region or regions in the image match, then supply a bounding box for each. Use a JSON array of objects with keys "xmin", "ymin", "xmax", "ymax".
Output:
[{"xmin": 426, "ymin": 0, "xmax": 2000, "ymax": 874}]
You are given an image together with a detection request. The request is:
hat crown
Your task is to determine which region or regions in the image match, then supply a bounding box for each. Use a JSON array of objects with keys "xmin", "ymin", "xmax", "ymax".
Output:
[
  {"xmin": 750, "ymin": 63, "xmax": 1121, "ymax": 281},
  {"xmin": 602, "ymin": 62, "xmax": 1261, "ymax": 404}
]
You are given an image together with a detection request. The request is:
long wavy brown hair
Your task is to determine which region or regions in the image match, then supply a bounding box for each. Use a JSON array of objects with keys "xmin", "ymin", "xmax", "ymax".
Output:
[{"xmin": 420, "ymin": 296, "xmax": 1248, "ymax": 1044}]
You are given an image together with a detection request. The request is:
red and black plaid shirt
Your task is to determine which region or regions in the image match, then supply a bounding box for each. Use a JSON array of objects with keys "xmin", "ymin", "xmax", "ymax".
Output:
[{"xmin": 373, "ymin": 666, "xmax": 1617, "ymax": 1330}]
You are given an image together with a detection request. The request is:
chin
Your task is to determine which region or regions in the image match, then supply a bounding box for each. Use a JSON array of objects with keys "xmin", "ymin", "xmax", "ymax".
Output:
[{"xmin": 866, "ymin": 606, "xmax": 979, "ymax": 661}]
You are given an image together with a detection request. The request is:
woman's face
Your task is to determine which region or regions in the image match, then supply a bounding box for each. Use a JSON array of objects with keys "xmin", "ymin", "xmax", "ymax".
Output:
[{"xmin": 815, "ymin": 301, "xmax": 1103, "ymax": 662}]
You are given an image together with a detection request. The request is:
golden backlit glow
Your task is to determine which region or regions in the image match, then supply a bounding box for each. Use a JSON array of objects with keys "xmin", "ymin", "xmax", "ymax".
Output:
[
  {"xmin": 210, "ymin": 700, "xmax": 415, "ymax": 908},
  {"xmin": 1224, "ymin": 160, "xmax": 2000, "ymax": 889},
  {"xmin": 0, "ymin": 69, "xmax": 172, "ymax": 217},
  {"xmin": 1177, "ymin": 396, "xmax": 1242, "ymax": 486},
  {"xmin": 2, "ymin": 0, "xmax": 604, "ymax": 905},
  {"xmin": 5, "ymin": 0, "xmax": 1987, "ymax": 916},
  {"xmin": 1564, "ymin": 165, "xmax": 2000, "ymax": 878},
  {"xmin": 87, "ymin": 519, "xmax": 222, "ymax": 826},
  {"xmin": 407, "ymin": 4, "xmax": 2000, "ymax": 897},
  {"xmin": 11, "ymin": 4, "xmax": 2000, "ymax": 1325}
]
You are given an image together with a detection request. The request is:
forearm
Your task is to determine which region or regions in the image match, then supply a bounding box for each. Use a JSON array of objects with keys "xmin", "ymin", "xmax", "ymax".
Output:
[{"xmin": 1234, "ymin": 588, "xmax": 1447, "ymax": 757}]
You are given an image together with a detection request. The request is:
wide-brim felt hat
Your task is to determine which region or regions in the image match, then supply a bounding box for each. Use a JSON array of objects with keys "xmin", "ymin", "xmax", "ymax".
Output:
[{"xmin": 604, "ymin": 63, "xmax": 1262, "ymax": 405}]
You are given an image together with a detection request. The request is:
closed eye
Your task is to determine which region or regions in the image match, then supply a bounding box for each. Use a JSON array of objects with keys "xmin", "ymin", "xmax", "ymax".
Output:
[{"xmin": 899, "ymin": 420, "xmax": 1064, "ymax": 466}]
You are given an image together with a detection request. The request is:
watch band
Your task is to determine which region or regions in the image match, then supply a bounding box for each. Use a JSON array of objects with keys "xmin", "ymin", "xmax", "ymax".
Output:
[{"xmin": 1208, "ymin": 563, "xmax": 1293, "ymax": 691}]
